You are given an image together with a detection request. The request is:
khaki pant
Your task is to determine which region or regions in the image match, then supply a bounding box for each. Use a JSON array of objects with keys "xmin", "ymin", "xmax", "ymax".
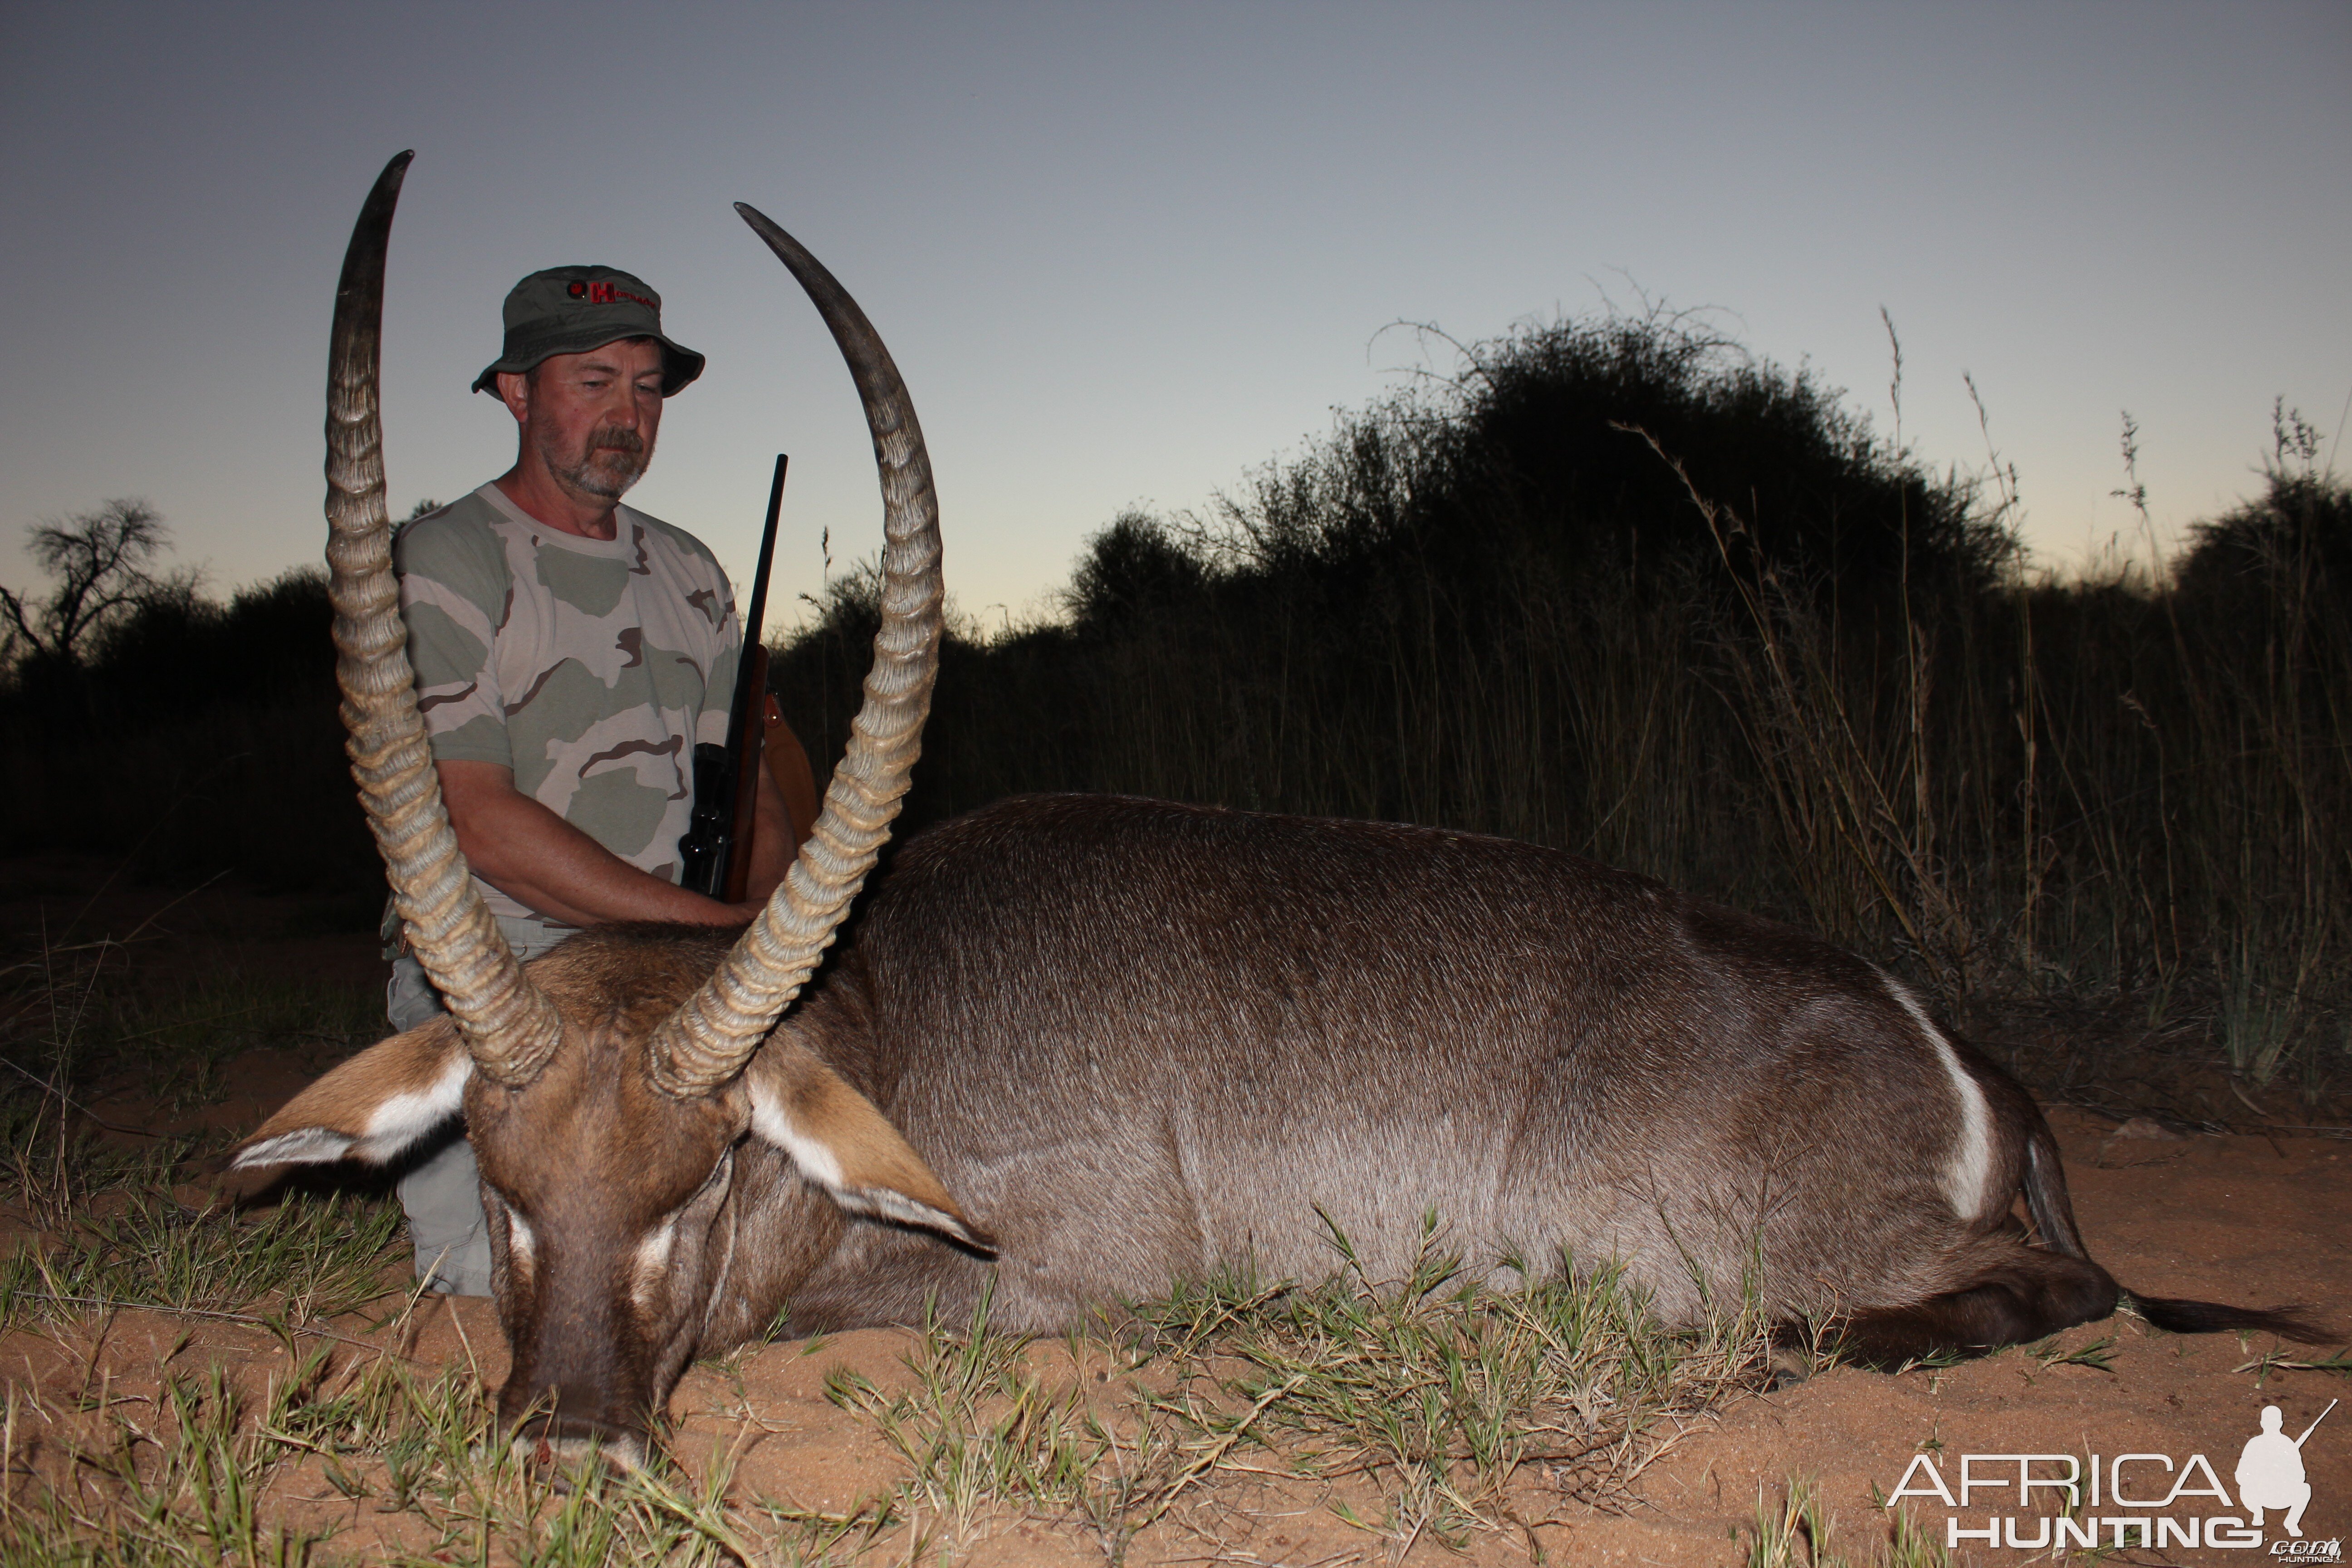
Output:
[{"xmin": 388, "ymin": 916, "xmax": 570, "ymax": 1296}]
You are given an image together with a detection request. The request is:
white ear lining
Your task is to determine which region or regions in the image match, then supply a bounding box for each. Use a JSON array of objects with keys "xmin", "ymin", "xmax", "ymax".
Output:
[
  {"xmin": 348, "ymin": 1052, "xmax": 472, "ymax": 1161},
  {"xmin": 853, "ymin": 1186, "xmax": 985, "ymax": 1247},
  {"xmin": 232, "ymin": 1127, "xmax": 357, "ymax": 1168},
  {"xmin": 744, "ymin": 1078, "xmax": 982, "ymax": 1248},
  {"xmin": 746, "ymin": 1083, "xmax": 845, "ymax": 1190},
  {"xmin": 230, "ymin": 1052, "xmax": 472, "ymax": 1170}
]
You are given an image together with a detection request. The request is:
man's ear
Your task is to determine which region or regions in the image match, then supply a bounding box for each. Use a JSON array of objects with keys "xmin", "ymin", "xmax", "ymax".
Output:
[
  {"xmin": 745, "ymin": 1043, "xmax": 994, "ymax": 1253},
  {"xmin": 495, "ymin": 368, "xmax": 532, "ymax": 425},
  {"xmin": 230, "ymin": 1017, "xmax": 471, "ymax": 1172}
]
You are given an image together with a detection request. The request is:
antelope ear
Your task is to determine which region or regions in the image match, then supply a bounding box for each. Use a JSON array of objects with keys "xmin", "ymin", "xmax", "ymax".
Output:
[
  {"xmin": 744, "ymin": 1044, "xmax": 995, "ymax": 1253},
  {"xmin": 231, "ymin": 1018, "xmax": 471, "ymax": 1171}
]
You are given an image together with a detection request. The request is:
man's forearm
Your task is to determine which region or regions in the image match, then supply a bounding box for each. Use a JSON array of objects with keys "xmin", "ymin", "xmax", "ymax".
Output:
[{"xmin": 437, "ymin": 759, "xmax": 742, "ymax": 928}]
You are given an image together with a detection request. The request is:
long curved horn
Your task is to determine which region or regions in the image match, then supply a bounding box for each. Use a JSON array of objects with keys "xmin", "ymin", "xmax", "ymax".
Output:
[
  {"xmin": 647, "ymin": 208, "xmax": 943, "ymax": 1097},
  {"xmin": 326, "ymin": 151, "xmax": 565, "ymax": 1086}
]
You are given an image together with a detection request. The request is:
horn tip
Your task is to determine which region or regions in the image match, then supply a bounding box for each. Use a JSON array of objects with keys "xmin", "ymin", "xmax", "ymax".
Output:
[{"xmin": 363, "ymin": 150, "xmax": 415, "ymax": 210}]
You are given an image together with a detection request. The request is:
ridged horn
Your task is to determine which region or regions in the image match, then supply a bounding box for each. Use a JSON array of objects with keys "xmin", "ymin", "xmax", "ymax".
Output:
[
  {"xmin": 646, "ymin": 207, "xmax": 943, "ymax": 1097},
  {"xmin": 325, "ymin": 151, "xmax": 565, "ymax": 1087}
]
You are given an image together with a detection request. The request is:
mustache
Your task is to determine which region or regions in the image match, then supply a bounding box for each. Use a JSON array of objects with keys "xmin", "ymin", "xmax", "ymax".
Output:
[{"xmin": 547, "ymin": 421, "xmax": 652, "ymax": 500}]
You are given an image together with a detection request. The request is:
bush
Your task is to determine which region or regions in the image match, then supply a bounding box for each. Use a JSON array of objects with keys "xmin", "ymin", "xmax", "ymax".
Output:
[
  {"xmin": 771, "ymin": 323, "xmax": 2347, "ymax": 1087},
  {"xmin": 0, "ymin": 566, "xmax": 374, "ymax": 895}
]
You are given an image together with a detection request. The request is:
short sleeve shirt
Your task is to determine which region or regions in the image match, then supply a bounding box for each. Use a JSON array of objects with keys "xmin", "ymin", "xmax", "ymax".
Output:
[{"xmin": 394, "ymin": 483, "xmax": 740, "ymax": 921}]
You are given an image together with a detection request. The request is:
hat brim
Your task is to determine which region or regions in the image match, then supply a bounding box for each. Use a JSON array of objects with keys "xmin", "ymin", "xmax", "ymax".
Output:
[{"xmin": 471, "ymin": 328, "xmax": 705, "ymax": 397}]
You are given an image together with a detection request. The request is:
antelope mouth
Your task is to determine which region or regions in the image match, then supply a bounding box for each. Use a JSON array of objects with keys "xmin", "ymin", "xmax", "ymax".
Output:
[{"xmin": 511, "ymin": 1414, "xmax": 652, "ymax": 1479}]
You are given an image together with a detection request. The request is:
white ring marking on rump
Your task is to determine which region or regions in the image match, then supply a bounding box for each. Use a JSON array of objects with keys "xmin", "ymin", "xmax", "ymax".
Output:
[{"xmin": 1881, "ymin": 973, "xmax": 1994, "ymax": 1220}]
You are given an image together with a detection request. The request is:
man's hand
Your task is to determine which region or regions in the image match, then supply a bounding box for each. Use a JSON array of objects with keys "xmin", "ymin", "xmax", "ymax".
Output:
[{"xmin": 436, "ymin": 759, "xmax": 745, "ymax": 928}]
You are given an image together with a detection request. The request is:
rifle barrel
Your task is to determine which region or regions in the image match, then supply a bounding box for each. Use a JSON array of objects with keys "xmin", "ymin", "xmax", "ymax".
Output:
[{"xmin": 741, "ymin": 455, "xmax": 787, "ymax": 662}]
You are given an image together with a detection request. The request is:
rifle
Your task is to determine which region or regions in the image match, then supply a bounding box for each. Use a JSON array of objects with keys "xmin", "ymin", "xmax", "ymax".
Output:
[{"xmin": 678, "ymin": 454, "xmax": 787, "ymax": 901}]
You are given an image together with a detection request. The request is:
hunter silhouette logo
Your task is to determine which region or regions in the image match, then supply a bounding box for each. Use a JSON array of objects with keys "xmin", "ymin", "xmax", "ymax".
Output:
[
  {"xmin": 1884, "ymin": 1398, "xmax": 2337, "ymax": 1553},
  {"xmin": 2242, "ymin": 1401, "xmax": 2332, "ymax": 1540}
]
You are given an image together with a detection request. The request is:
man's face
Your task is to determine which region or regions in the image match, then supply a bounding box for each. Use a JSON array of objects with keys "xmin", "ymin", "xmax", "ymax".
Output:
[{"xmin": 499, "ymin": 338, "xmax": 666, "ymax": 503}]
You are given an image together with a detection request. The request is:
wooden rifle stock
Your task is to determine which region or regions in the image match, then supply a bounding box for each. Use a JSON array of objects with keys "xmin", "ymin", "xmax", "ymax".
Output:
[
  {"xmin": 720, "ymin": 644, "xmax": 771, "ymax": 904},
  {"xmin": 677, "ymin": 456, "xmax": 787, "ymax": 901}
]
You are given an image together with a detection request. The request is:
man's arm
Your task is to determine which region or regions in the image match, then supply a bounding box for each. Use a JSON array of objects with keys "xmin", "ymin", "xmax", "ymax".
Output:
[{"xmin": 439, "ymin": 760, "xmax": 755, "ymax": 927}]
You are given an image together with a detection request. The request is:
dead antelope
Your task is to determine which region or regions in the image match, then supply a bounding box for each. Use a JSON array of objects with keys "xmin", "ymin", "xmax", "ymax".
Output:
[{"xmin": 237, "ymin": 153, "xmax": 2326, "ymax": 1472}]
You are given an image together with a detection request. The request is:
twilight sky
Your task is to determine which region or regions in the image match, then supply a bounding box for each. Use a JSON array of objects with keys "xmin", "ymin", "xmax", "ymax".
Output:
[{"xmin": 5, "ymin": 3, "xmax": 2347, "ymax": 639}]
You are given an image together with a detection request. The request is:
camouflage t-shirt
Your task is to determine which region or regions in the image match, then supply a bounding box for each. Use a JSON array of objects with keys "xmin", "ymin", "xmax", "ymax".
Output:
[{"xmin": 393, "ymin": 483, "xmax": 740, "ymax": 923}]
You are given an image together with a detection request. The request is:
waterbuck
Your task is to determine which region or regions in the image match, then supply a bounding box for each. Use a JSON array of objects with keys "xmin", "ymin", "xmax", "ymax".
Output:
[{"xmin": 236, "ymin": 153, "xmax": 2325, "ymax": 1471}]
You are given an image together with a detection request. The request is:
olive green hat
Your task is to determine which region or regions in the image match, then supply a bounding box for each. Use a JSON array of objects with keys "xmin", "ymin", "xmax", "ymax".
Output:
[{"xmin": 471, "ymin": 265, "xmax": 706, "ymax": 396}]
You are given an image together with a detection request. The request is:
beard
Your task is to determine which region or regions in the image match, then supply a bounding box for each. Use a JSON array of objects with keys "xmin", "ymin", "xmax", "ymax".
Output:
[{"xmin": 546, "ymin": 425, "xmax": 651, "ymax": 500}]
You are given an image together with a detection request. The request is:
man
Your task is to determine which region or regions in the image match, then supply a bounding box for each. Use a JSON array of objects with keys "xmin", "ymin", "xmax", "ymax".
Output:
[{"xmin": 388, "ymin": 265, "xmax": 795, "ymax": 1295}]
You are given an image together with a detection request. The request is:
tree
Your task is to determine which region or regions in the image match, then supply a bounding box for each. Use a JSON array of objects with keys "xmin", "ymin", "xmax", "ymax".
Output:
[
  {"xmin": 2174, "ymin": 404, "xmax": 2350, "ymax": 608},
  {"xmin": 1064, "ymin": 510, "xmax": 1209, "ymax": 633},
  {"xmin": 0, "ymin": 498, "xmax": 180, "ymax": 670}
]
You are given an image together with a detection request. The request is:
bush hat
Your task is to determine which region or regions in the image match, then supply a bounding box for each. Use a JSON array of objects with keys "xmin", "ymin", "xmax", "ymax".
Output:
[{"xmin": 471, "ymin": 265, "xmax": 706, "ymax": 396}]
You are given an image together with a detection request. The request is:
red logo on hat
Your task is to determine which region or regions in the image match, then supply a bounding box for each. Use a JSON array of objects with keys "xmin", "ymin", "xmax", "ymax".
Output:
[{"xmin": 565, "ymin": 279, "xmax": 656, "ymax": 309}]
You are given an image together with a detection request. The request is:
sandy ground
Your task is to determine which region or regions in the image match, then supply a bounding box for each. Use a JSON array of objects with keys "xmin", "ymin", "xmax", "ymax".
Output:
[{"xmin": 4, "ymin": 862, "xmax": 2347, "ymax": 1564}]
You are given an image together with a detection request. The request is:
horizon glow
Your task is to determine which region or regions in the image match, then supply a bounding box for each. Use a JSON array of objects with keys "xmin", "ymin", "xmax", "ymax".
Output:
[{"xmin": 4, "ymin": 3, "xmax": 2347, "ymax": 640}]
